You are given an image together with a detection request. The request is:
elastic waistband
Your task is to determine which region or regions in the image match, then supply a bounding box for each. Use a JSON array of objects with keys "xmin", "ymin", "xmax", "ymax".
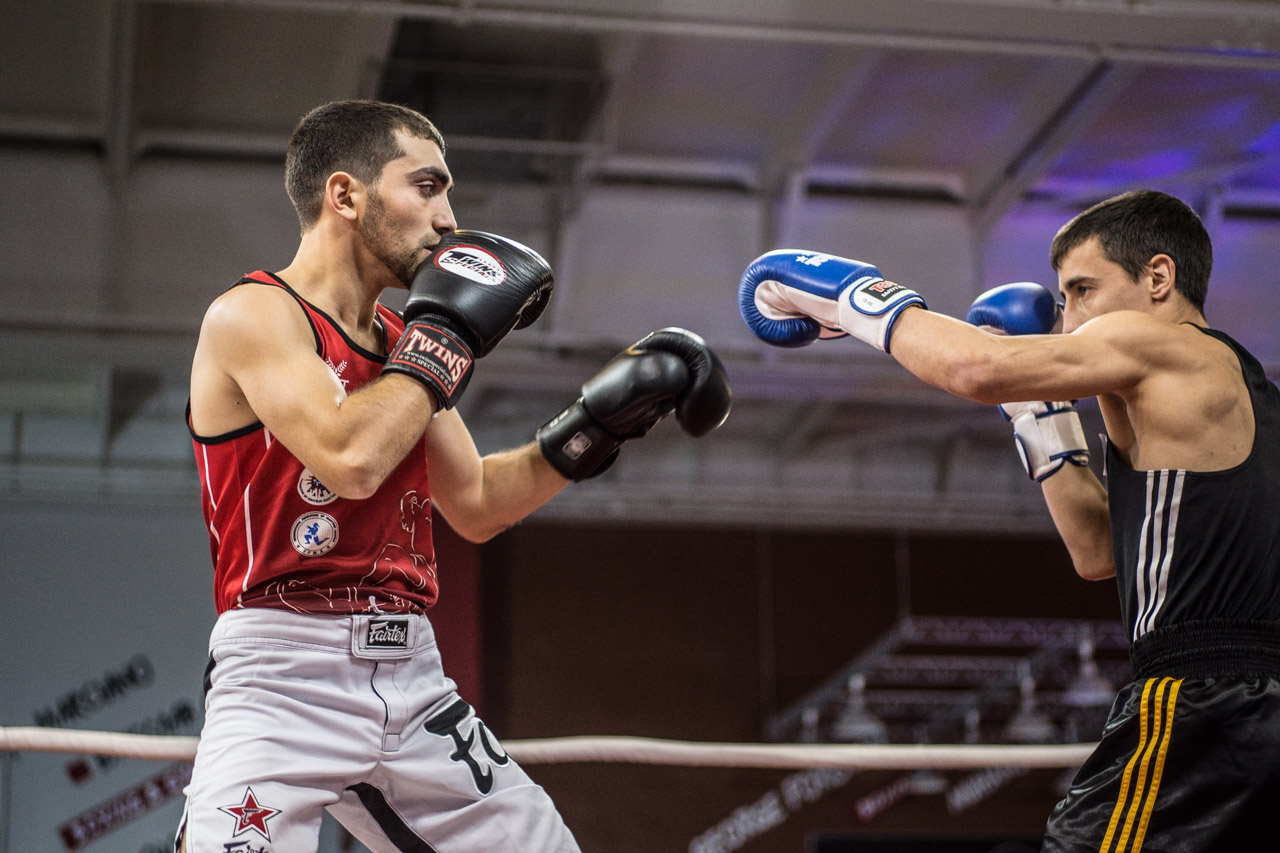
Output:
[
  {"xmin": 211, "ymin": 607, "xmax": 437, "ymax": 659},
  {"xmin": 1131, "ymin": 619, "xmax": 1280, "ymax": 679}
]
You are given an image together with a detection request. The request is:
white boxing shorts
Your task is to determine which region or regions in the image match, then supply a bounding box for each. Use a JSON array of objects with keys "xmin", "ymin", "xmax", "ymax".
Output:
[{"xmin": 177, "ymin": 608, "xmax": 580, "ymax": 853}]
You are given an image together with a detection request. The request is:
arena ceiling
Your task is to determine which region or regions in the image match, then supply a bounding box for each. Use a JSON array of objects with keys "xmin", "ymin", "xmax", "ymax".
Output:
[{"xmin": 3, "ymin": 0, "xmax": 1280, "ymax": 529}]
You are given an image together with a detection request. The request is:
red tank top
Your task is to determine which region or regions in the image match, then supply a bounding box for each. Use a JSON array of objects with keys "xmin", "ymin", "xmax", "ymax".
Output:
[{"xmin": 190, "ymin": 272, "xmax": 438, "ymax": 615}]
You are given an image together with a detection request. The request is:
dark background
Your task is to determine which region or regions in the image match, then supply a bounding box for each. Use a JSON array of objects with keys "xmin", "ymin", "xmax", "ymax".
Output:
[{"xmin": 455, "ymin": 521, "xmax": 1120, "ymax": 852}]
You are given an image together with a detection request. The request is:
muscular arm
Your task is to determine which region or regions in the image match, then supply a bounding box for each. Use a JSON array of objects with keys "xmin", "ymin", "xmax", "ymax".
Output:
[
  {"xmin": 890, "ymin": 307, "xmax": 1135, "ymax": 580},
  {"xmin": 424, "ymin": 409, "xmax": 569, "ymax": 543},
  {"xmin": 888, "ymin": 307, "xmax": 1157, "ymax": 405},
  {"xmin": 190, "ymin": 285, "xmax": 437, "ymax": 499}
]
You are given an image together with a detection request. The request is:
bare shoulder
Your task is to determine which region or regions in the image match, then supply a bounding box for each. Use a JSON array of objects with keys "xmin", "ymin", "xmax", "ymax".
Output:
[
  {"xmin": 199, "ymin": 283, "xmax": 312, "ymax": 357},
  {"xmin": 1109, "ymin": 318, "xmax": 1253, "ymax": 469},
  {"xmin": 1074, "ymin": 310, "xmax": 1178, "ymax": 344},
  {"xmin": 1072, "ymin": 310, "xmax": 1207, "ymax": 372},
  {"xmin": 190, "ymin": 283, "xmax": 316, "ymax": 435}
]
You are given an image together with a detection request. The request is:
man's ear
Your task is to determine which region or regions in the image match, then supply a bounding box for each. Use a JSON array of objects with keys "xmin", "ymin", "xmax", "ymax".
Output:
[
  {"xmin": 324, "ymin": 171, "xmax": 362, "ymax": 223},
  {"xmin": 1148, "ymin": 253, "xmax": 1176, "ymax": 303}
]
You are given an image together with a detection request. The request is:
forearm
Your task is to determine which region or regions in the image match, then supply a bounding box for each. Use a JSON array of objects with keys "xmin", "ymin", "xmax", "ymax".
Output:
[
  {"xmin": 889, "ymin": 308, "xmax": 1044, "ymax": 404},
  {"xmin": 480, "ymin": 443, "xmax": 571, "ymax": 538},
  {"xmin": 1041, "ymin": 466, "xmax": 1115, "ymax": 580},
  {"xmin": 312, "ymin": 374, "xmax": 438, "ymax": 498},
  {"xmin": 429, "ymin": 329, "xmax": 729, "ymax": 540},
  {"xmin": 444, "ymin": 443, "xmax": 569, "ymax": 542}
]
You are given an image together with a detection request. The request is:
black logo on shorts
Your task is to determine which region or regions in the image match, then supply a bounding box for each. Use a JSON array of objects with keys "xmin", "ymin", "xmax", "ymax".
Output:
[
  {"xmin": 367, "ymin": 619, "xmax": 409, "ymax": 648},
  {"xmin": 424, "ymin": 699, "xmax": 510, "ymax": 795}
]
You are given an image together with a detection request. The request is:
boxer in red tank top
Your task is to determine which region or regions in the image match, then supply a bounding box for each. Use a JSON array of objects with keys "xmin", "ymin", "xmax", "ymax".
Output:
[
  {"xmin": 193, "ymin": 271, "xmax": 440, "ymax": 615},
  {"xmin": 178, "ymin": 100, "xmax": 730, "ymax": 853}
]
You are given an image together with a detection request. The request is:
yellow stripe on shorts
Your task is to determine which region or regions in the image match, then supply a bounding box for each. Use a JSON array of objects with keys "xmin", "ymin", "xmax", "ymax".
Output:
[{"xmin": 1098, "ymin": 677, "xmax": 1182, "ymax": 853}]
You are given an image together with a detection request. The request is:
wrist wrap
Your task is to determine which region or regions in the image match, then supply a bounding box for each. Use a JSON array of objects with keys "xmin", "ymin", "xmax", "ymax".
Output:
[{"xmin": 382, "ymin": 316, "xmax": 475, "ymax": 409}]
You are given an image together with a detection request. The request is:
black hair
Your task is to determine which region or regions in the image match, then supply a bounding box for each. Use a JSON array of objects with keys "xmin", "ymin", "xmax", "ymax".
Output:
[
  {"xmin": 1050, "ymin": 189, "xmax": 1212, "ymax": 312},
  {"xmin": 285, "ymin": 100, "xmax": 446, "ymax": 231}
]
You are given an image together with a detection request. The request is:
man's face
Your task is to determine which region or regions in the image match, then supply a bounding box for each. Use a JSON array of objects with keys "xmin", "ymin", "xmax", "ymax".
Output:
[
  {"xmin": 359, "ymin": 130, "xmax": 456, "ymax": 287},
  {"xmin": 1056, "ymin": 236, "xmax": 1150, "ymax": 333}
]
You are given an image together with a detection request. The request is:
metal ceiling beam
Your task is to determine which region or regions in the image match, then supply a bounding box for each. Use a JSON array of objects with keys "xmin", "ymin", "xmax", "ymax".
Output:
[
  {"xmin": 106, "ymin": 0, "xmax": 138, "ymax": 187},
  {"xmin": 0, "ymin": 114, "xmax": 103, "ymax": 146},
  {"xmin": 805, "ymin": 164, "xmax": 968, "ymax": 199},
  {"xmin": 1039, "ymin": 149, "xmax": 1280, "ymax": 210},
  {"xmin": 969, "ymin": 60, "xmax": 1141, "ymax": 235},
  {"xmin": 770, "ymin": 51, "xmax": 885, "ymax": 170},
  {"xmin": 547, "ymin": 37, "xmax": 644, "ymax": 338},
  {"xmin": 960, "ymin": 61, "xmax": 1101, "ymax": 207},
  {"xmin": 137, "ymin": 0, "xmax": 1280, "ymax": 69},
  {"xmin": 763, "ymin": 49, "xmax": 885, "ymax": 247},
  {"xmin": 563, "ymin": 34, "xmax": 644, "ymax": 212},
  {"xmin": 124, "ymin": 128, "xmax": 601, "ymax": 160},
  {"xmin": 355, "ymin": 7, "xmax": 403, "ymax": 98},
  {"xmin": 104, "ymin": 0, "xmax": 139, "ymax": 319},
  {"xmin": 592, "ymin": 153, "xmax": 759, "ymax": 190}
]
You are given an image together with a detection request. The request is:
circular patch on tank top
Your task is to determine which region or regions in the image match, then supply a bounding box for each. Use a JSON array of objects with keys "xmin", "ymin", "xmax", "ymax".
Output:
[
  {"xmin": 291, "ymin": 511, "xmax": 338, "ymax": 557},
  {"xmin": 297, "ymin": 468, "xmax": 337, "ymax": 506}
]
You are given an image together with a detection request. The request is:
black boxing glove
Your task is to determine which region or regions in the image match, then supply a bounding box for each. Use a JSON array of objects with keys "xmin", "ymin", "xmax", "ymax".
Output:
[
  {"xmin": 383, "ymin": 230, "xmax": 554, "ymax": 409},
  {"xmin": 537, "ymin": 328, "xmax": 733, "ymax": 481}
]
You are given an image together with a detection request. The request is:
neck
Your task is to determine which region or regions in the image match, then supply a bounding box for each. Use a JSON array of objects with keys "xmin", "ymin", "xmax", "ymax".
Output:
[
  {"xmin": 277, "ymin": 221, "xmax": 395, "ymax": 333},
  {"xmin": 1163, "ymin": 302, "xmax": 1208, "ymax": 329}
]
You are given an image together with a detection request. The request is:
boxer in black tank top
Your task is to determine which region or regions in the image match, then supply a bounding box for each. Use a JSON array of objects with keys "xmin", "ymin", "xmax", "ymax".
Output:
[
  {"xmin": 735, "ymin": 188, "xmax": 1280, "ymax": 851},
  {"xmin": 1041, "ymin": 326, "xmax": 1280, "ymax": 853}
]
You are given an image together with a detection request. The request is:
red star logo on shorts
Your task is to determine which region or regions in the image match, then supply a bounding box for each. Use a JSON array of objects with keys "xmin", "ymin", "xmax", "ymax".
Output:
[{"xmin": 218, "ymin": 787, "xmax": 281, "ymax": 841}]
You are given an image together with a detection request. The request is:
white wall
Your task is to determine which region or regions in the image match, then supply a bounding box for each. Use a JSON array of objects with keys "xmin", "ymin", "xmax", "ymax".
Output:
[{"xmin": 0, "ymin": 498, "xmax": 212, "ymax": 853}]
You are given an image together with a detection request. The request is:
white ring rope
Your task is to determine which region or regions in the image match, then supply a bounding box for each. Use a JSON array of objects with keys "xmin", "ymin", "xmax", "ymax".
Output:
[{"xmin": 0, "ymin": 726, "xmax": 1096, "ymax": 769}]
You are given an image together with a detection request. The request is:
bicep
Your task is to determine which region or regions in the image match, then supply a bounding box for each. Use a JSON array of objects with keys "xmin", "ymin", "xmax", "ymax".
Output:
[
  {"xmin": 200, "ymin": 289, "xmax": 348, "ymax": 460},
  {"xmin": 978, "ymin": 315, "xmax": 1160, "ymax": 404},
  {"xmin": 894, "ymin": 311, "xmax": 1144, "ymax": 405}
]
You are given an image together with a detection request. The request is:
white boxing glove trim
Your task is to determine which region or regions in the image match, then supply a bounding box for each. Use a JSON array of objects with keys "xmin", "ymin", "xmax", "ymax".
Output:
[
  {"xmin": 752, "ymin": 279, "xmax": 848, "ymax": 339},
  {"xmin": 1005, "ymin": 403, "xmax": 1090, "ymax": 481},
  {"xmin": 836, "ymin": 278, "xmax": 926, "ymax": 352}
]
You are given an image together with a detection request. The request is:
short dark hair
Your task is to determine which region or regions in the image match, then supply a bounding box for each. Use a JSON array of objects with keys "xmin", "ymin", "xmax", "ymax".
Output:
[
  {"xmin": 1049, "ymin": 189, "xmax": 1212, "ymax": 312},
  {"xmin": 285, "ymin": 100, "xmax": 446, "ymax": 231}
]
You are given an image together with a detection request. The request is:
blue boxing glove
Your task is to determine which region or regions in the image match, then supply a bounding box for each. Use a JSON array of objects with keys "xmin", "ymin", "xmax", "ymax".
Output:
[
  {"xmin": 965, "ymin": 281, "xmax": 1062, "ymax": 336},
  {"xmin": 738, "ymin": 250, "xmax": 925, "ymax": 353},
  {"xmin": 967, "ymin": 282, "xmax": 1087, "ymax": 482}
]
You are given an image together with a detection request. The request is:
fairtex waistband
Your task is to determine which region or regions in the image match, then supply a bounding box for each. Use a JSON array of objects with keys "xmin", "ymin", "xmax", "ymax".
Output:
[{"xmin": 1131, "ymin": 619, "xmax": 1280, "ymax": 680}]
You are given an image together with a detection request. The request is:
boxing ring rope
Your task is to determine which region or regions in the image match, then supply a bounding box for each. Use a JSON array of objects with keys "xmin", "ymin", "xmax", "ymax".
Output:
[{"xmin": 0, "ymin": 726, "xmax": 1096, "ymax": 769}]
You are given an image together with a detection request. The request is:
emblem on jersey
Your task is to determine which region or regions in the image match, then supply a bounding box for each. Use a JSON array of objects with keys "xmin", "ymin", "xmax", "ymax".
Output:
[
  {"xmin": 434, "ymin": 245, "xmax": 506, "ymax": 285},
  {"xmin": 218, "ymin": 786, "xmax": 280, "ymax": 841},
  {"xmin": 325, "ymin": 357, "xmax": 350, "ymax": 390},
  {"xmin": 291, "ymin": 511, "xmax": 338, "ymax": 557},
  {"xmin": 297, "ymin": 468, "xmax": 337, "ymax": 506},
  {"xmin": 367, "ymin": 618, "xmax": 409, "ymax": 649}
]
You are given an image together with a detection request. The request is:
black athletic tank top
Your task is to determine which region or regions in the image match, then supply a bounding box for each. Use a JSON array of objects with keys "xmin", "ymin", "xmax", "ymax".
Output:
[{"xmin": 1105, "ymin": 326, "xmax": 1280, "ymax": 678}]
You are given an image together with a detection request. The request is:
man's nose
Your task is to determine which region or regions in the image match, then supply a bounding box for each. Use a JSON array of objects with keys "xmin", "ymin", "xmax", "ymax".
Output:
[{"xmin": 434, "ymin": 200, "xmax": 457, "ymax": 236}]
